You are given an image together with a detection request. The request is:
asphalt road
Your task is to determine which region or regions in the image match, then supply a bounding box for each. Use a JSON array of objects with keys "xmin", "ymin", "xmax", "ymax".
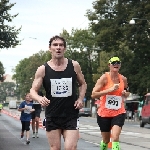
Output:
[
  {"xmin": 79, "ymin": 117, "xmax": 150, "ymax": 150},
  {"xmin": 1, "ymin": 107, "xmax": 150, "ymax": 150},
  {"xmin": 0, "ymin": 109, "xmax": 99, "ymax": 150}
]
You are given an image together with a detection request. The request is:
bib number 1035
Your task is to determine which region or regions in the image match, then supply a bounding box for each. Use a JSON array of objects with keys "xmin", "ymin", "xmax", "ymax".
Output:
[{"xmin": 50, "ymin": 78, "xmax": 72, "ymax": 97}]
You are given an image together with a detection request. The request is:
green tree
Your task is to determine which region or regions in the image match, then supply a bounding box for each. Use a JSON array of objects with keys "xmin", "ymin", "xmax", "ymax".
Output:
[
  {"xmin": 13, "ymin": 50, "xmax": 51, "ymax": 97},
  {"xmin": 0, "ymin": 82, "xmax": 16, "ymax": 103},
  {"xmin": 0, "ymin": 61, "xmax": 5, "ymax": 82},
  {"xmin": 86, "ymin": 0, "xmax": 150, "ymax": 95},
  {"xmin": 0, "ymin": 61, "xmax": 4, "ymax": 75},
  {"xmin": 0, "ymin": 0, "xmax": 21, "ymax": 48}
]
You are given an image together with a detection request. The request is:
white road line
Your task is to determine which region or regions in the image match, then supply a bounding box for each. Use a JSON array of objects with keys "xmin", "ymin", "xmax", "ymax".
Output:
[
  {"xmin": 85, "ymin": 140, "xmax": 99, "ymax": 146},
  {"xmin": 79, "ymin": 124, "xmax": 150, "ymax": 139}
]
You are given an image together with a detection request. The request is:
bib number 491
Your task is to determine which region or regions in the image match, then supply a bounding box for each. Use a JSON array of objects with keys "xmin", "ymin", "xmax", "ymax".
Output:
[{"xmin": 105, "ymin": 95, "xmax": 122, "ymax": 110}]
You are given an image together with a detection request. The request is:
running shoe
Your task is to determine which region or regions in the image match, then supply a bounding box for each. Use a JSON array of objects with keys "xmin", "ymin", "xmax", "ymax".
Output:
[
  {"xmin": 36, "ymin": 132, "xmax": 39, "ymax": 138},
  {"xmin": 26, "ymin": 140, "xmax": 30, "ymax": 144},
  {"xmin": 32, "ymin": 133, "xmax": 35, "ymax": 138},
  {"xmin": 21, "ymin": 132, "xmax": 24, "ymax": 139}
]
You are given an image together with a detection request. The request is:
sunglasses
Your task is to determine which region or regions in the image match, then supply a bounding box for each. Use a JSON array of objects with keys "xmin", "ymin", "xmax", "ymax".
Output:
[{"xmin": 110, "ymin": 61, "xmax": 121, "ymax": 65}]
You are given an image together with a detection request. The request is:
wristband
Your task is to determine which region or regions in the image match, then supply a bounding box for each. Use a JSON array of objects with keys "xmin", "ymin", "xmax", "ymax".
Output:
[{"xmin": 124, "ymin": 87, "xmax": 129, "ymax": 92}]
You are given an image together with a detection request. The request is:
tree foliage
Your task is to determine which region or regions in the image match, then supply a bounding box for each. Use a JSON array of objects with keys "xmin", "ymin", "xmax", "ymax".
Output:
[
  {"xmin": 0, "ymin": 61, "xmax": 5, "ymax": 75},
  {"xmin": 12, "ymin": 50, "xmax": 51, "ymax": 97},
  {"xmin": 0, "ymin": 61, "xmax": 5, "ymax": 82},
  {"xmin": 0, "ymin": 82, "xmax": 16, "ymax": 102},
  {"xmin": 0, "ymin": 0, "xmax": 21, "ymax": 48},
  {"xmin": 86, "ymin": 0, "xmax": 150, "ymax": 95}
]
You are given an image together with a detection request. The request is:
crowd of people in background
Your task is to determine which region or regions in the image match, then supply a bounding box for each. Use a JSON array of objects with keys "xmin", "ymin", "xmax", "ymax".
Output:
[{"xmin": 31, "ymin": 91, "xmax": 43, "ymax": 138}]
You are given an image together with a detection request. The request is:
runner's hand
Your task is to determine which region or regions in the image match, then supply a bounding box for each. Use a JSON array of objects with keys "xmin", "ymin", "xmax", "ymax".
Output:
[
  {"xmin": 122, "ymin": 90, "xmax": 127, "ymax": 96},
  {"xmin": 74, "ymin": 99, "xmax": 83, "ymax": 109},
  {"xmin": 30, "ymin": 109, "xmax": 35, "ymax": 113},
  {"xmin": 109, "ymin": 84, "xmax": 119, "ymax": 92},
  {"xmin": 39, "ymin": 96, "xmax": 50, "ymax": 106}
]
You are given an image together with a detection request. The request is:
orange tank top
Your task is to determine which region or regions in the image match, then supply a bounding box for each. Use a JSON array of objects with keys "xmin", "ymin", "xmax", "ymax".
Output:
[{"xmin": 97, "ymin": 72, "xmax": 126, "ymax": 117}]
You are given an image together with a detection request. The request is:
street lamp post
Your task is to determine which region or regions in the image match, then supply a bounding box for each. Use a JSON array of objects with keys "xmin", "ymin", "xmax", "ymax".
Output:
[{"xmin": 129, "ymin": 18, "xmax": 150, "ymax": 25}]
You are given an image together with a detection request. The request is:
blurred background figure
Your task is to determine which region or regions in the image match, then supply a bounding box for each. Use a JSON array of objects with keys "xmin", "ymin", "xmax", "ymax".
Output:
[
  {"xmin": 31, "ymin": 91, "xmax": 43, "ymax": 138},
  {"xmin": 18, "ymin": 93, "xmax": 35, "ymax": 144},
  {"xmin": 0, "ymin": 103, "xmax": 3, "ymax": 116}
]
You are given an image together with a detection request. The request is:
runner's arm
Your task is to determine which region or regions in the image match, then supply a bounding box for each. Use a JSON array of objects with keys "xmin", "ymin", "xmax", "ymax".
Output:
[
  {"xmin": 73, "ymin": 60, "xmax": 87, "ymax": 102},
  {"xmin": 30, "ymin": 65, "xmax": 45, "ymax": 103},
  {"xmin": 122, "ymin": 76, "xmax": 130, "ymax": 98},
  {"xmin": 91, "ymin": 74, "xmax": 119, "ymax": 99},
  {"xmin": 18, "ymin": 102, "xmax": 25, "ymax": 112}
]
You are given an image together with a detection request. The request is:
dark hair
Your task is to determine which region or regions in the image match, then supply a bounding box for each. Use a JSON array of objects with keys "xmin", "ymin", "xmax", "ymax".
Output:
[
  {"xmin": 49, "ymin": 35, "xmax": 66, "ymax": 48},
  {"xmin": 38, "ymin": 91, "xmax": 43, "ymax": 97}
]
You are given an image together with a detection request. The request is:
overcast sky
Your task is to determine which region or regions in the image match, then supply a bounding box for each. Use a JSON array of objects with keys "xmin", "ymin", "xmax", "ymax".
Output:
[{"xmin": 0, "ymin": 0, "xmax": 94, "ymax": 75}]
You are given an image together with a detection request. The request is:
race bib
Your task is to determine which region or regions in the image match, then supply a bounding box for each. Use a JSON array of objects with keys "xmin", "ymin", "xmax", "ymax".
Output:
[
  {"xmin": 105, "ymin": 95, "xmax": 122, "ymax": 110},
  {"xmin": 24, "ymin": 105, "xmax": 32, "ymax": 114},
  {"xmin": 50, "ymin": 78, "xmax": 72, "ymax": 97},
  {"xmin": 33, "ymin": 100, "xmax": 39, "ymax": 104}
]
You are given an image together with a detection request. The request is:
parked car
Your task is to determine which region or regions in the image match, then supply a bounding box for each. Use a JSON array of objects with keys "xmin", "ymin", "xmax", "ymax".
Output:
[
  {"xmin": 79, "ymin": 107, "xmax": 91, "ymax": 117},
  {"xmin": 140, "ymin": 93, "xmax": 150, "ymax": 127}
]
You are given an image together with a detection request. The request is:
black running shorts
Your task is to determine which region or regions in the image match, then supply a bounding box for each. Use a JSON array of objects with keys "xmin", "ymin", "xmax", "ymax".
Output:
[
  {"xmin": 45, "ymin": 117, "xmax": 79, "ymax": 131},
  {"xmin": 97, "ymin": 113, "xmax": 126, "ymax": 132},
  {"xmin": 21, "ymin": 121, "xmax": 30, "ymax": 131},
  {"xmin": 32, "ymin": 104, "xmax": 41, "ymax": 119}
]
